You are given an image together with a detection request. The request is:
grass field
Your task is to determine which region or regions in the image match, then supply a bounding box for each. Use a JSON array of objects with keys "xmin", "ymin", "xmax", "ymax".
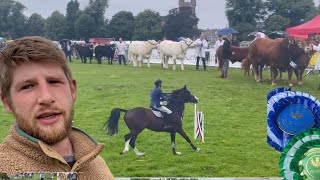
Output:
[{"xmin": 1, "ymin": 59, "xmax": 320, "ymax": 178}]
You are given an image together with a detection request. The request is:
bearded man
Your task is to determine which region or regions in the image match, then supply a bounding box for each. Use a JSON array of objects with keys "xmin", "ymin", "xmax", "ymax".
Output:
[{"xmin": 0, "ymin": 36, "xmax": 114, "ymax": 179}]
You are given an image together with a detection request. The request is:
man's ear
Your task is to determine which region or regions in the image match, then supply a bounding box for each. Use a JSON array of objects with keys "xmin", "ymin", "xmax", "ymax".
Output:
[
  {"xmin": 1, "ymin": 93, "xmax": 13, "ymax": 114},
  {"xmin": 71, "ymin": 79, "xmax": 77, "ymax": 101}
]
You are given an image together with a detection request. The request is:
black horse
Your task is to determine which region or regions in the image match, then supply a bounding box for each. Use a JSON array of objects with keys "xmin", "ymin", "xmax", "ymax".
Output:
[{"xmin": 103, "ymin": 85, "xmax": 200, "ymax": 156}]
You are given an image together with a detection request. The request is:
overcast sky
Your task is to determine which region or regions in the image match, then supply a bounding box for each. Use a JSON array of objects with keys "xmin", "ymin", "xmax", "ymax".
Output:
[
  {"xmin": 17, "ymin": 0, "xmax": 228, "ymax": 29},
  {"xmin": 17, "ymin": 0, "xmax": 319, "ymax": 29}
]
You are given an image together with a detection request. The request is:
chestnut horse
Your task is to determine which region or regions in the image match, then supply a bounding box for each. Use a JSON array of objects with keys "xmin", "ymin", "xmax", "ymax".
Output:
[
  {"xmin": 246, "ymin": 37, "xmax": 309, "ymax": 86},
  {"xmin": 215, "ymin": 45, "xmax": 249, "ymax": 77},
  {"xmin": 103, "ymin": 85, "xmax": 200, "ymax": 156}
]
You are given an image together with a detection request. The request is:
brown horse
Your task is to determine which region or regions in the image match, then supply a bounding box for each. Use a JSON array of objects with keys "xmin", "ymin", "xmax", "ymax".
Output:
[
  {"xmin": 246, "ymin": 37, "xmax": 309, "ymax": 86},
  {"xmin": 215, "ymin": 45, "xmax": 249, "ymax": 77},
  {"xmin": 103, "ymin": 85, "xmax": 200, "ymax": 156}
]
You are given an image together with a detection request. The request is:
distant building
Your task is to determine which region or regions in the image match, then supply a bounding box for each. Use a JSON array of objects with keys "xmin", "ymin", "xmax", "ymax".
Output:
[
  {"xmin": 200, "ymin": 29, "xmax": 220, "ymax": 48},
  {"xmin": 179, "ymin": 0, "xmax": 196, "ymax": 15}
]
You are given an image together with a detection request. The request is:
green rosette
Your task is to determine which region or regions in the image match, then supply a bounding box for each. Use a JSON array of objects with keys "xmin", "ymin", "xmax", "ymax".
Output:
[
  {"xmin": 299, "ymin": 148, "xmax": 320, "ymax": 179},
  {"xmin": 279, "ymin": 128, "xmax": 320, "ymax": 180}
]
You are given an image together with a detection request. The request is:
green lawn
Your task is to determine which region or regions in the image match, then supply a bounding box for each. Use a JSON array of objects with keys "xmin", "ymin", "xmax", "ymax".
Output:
[{"xmin": 1, "ymin": 59, "xmax": 320, "ymax": 178}]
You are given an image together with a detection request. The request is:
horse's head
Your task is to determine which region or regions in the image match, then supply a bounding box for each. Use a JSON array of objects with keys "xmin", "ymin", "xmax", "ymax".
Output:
[{"xmin": 171, "ymin": 85, "xmax": 198, "ymax": 104}]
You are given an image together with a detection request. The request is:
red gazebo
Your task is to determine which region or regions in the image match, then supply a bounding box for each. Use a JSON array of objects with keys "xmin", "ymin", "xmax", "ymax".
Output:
[{"xmin": 286, "ymin": 15, "xmax": 320, "ymax": 38}]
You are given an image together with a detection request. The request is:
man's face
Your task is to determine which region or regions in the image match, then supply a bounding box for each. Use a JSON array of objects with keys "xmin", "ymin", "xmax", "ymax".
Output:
[{"xmin": 1, "ymin": 63, "xmax": 77, "ymax": 144}]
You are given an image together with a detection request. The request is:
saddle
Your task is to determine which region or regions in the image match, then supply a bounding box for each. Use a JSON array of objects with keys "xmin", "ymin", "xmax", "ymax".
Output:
[{"xmin": 150, "ymin": 106, "xmax": 164, "ymax": 118}]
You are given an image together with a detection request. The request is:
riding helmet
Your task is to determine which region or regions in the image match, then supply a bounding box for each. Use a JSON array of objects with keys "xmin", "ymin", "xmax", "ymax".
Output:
[{"xmin": 154, "ymin": 79, "xmax": 162, "ymax": 87}]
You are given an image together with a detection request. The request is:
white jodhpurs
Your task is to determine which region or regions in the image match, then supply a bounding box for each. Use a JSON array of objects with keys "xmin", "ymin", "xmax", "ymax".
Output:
[{"xmin": 154, "ymin": 106, "xmax": 172, "ymax": 114}]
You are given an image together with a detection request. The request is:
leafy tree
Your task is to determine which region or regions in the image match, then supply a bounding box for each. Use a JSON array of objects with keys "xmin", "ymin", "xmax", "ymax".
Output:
[
  {"xmin": 65, "ymin": 0, "xmax": 80, "ymax": 39},
  {"xmin": 108, "ymin": 11, "xmax": 135, "ymax": 40},
  {"xmin": 264, "ymin": 15, "xmax": 290, "ymax": 33},
  {"xmin": 74, "ymin": 12, "xmax": 96, "ymax": 41},
  {"xmin": 226, "ymin": 0, "xmax": 266, "ymax": 27},
  {"xmin": 233, "ymin": 22, "xmax": 256, "ymax": 41},
  {"xmin": 0, "ymin": 0, "xmax": 27, "ymax": 39},
  {"xmin": 84, "ymin": 0, "xmax": 108, "ymax": 37},
  {"xmin": 45, "ymin": 11, "xmax": 66, "ymax": 40},
  {"xmin": 164, "ymin": 7, "xmax": 199, "ymax": 40},
  {"xmin": 0, "ymin": 0, "xmax": 16, "ymax": 38},
  {"xmin": 266, "ymin": 0, "xmax": 317, "ymax": 27},
  {"xmin": 6, "ymin": 1, "xmax": 27, "ymax": 39},
  {"xmin": 26, "ymin": 13, "xmax": 45, "ymax": 36},
  {"xmin": 133, "ymin": 9, "xmax": 162, "ymax": 40}
]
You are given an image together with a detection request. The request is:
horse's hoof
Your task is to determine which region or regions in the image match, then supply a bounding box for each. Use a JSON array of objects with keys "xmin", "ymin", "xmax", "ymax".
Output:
[
  {"xmin": 136, "ymin": 153, "xmax": 145, "ymax": 157},
  {"xmin": 173, "ymin": 151, "xmax": 181, "ymax": 155},
  {"xmin": 271, "ymin": 83, "xmax": 276, "ymax": 87},
  {"xmin": 120, "ymin": 150, "xmax": 128, "ymax": 155},
  {"xmin": 196, "ymin": 148, "xmax": 201, "ymax": 152},
  {"xmin": 288, "ymin": 83, "xmax": 293, "ymax": 87}
]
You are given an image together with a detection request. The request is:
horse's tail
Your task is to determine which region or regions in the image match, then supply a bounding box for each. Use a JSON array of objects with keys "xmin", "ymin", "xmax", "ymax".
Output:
[{"xmin": 103, "ymin": 108, "xmax": 128, "ymax": 136}]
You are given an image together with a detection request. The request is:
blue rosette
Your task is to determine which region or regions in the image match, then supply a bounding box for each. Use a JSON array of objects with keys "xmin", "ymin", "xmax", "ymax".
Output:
[{"xmin": 267, "ymin": 88, "xmax": 320, "ymax": 152}]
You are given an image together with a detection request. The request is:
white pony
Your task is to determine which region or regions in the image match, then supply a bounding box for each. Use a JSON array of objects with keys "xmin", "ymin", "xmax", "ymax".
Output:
[
  {"xmin": 159, "ymin": 38, "xmax": 193, "ymax": 70},
  {"xmin": 127, "ymin": 40, "xmax": 158, "ymax": 67}
]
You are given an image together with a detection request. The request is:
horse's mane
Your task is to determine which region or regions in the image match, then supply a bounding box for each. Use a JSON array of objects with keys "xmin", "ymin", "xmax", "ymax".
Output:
[{"xmin": 170, "ymin": 87, "xmax": 184, "ymax": 99}]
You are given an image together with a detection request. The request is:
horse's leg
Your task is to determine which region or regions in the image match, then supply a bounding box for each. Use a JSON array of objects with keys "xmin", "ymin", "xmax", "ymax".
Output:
[
  {"xmin": 121, "ymin": 131, "xmax": 144, "ymax": 156},
  {"xmin": 170, "ymin": 131, "xmax": 180, "ymax": 155},
  {"xmin": 177, "ymin": 129, "xmax": 201, "ymax": 153},
  {"xmin": 129, "ymin": 134, "xmax": 145, "ymax": 156},
  {"xmin": 120, "ymin": 133, "xmax": 132, "ymax": 155}
]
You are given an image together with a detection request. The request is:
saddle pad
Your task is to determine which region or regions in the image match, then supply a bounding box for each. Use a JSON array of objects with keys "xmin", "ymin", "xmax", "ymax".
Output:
[{"xmin": 151, "ymin": 110, "xmax": 163, "ymax": 118}]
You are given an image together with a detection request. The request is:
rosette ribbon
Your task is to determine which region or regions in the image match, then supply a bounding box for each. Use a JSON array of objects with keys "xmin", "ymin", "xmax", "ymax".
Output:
[
  {"xmin": 279, "ymin": 128, "xmax": 320, "ymax": 179},
  {"xmin": 267, "ymin": 88, "xmax": 320, "ymax": 152}
]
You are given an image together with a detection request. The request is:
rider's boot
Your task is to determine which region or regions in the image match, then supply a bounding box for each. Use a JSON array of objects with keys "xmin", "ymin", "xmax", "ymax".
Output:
[{"xmin": 163, "ymin": 113, "xmax": 173, "ymax": 130}]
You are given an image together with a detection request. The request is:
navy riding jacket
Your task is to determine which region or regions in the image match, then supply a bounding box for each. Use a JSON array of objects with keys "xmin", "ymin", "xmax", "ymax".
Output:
[{"xmin": 150, "ymin": 87, "xmax": 167, "ymax": 108}]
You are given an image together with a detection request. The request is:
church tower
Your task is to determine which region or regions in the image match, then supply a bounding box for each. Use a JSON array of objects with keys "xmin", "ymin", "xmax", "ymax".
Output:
[{"xmin": 179, "ymin": 0, "xmax": 196, "ymax": 15}]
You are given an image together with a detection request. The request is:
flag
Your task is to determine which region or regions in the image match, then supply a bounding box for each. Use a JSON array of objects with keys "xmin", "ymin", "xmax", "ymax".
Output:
[{"xmin": 194, "ymin": 104, "xmax": 204, "ymax": 142}]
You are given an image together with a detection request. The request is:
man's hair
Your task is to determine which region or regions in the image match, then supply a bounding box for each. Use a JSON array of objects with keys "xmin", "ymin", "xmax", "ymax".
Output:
[{"xmin": 0, "ymin": 36, "xmax": 73, "ymax": 101}]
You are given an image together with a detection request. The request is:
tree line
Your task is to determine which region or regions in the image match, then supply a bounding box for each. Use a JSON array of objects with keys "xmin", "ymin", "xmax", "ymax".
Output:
[
  {"xmin": 0, "ymin": 0, "xmax": 319, "ymax": 42},
  {"xmin": 226, "ymin": 0, "xmax": 320, "ymax": 40},
  {"xmin": 0, "ymin": 0, "xmax": 198, "ymax": 41}
]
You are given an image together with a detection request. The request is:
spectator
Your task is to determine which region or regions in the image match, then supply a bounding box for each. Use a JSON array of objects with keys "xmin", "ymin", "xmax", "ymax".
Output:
[
  {"xmin": 194, "ymin": 33, "xmax": 208, "ymax": 70},
  {"xmin": 116, "ymin": 37, "xmax": 127, "ymax": 65},
  {"xmin": 221, "ymin": 33, "xmax": 233, "ymax": 79},
  {"xmin": 231, "ymin": 35, "xmax": 240, "ymax": 47}
]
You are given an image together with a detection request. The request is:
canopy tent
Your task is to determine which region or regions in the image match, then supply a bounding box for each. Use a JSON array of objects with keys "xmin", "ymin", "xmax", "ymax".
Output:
[{"xmin": 286, "ymin": 15, "xmax": 320, "ymax": 38}]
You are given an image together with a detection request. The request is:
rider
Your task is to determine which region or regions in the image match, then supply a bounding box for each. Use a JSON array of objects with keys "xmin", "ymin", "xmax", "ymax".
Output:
[{"xmin": 150, "ymin": 79, "xmax": 173, "ymax": 130}]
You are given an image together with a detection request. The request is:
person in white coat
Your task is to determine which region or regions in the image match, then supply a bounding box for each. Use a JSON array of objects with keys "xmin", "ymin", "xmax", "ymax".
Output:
[
  {"xmin": 311, "ymin": 34, "xmax": 320, "ymax": 73},
  {"xmin": 214, "ymin": 35, "xmax": 224, "ymax": 52},
  {"xmin": 194, "ymin": 33, "xmax": 208, "ymax": 70}
]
